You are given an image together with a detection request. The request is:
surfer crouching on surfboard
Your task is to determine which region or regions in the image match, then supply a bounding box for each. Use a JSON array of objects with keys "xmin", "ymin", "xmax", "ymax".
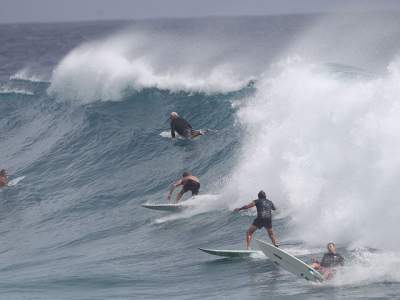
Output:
[
  {"xmin": 167, "ymin": 171, "xmax": 200, "ymax": 203},
  {"xmin": 311, "ymin": 242, "xmax": 344, "ymax": 280},
  {"xmin": 0, "ymin": 169, "xmax": 8, "ymax": 187},
  {"xmin": 170, "ymin": 112, "xmax": 203, "ymax": 139},
  {"xmin": 234, "ymin": 191, "xmax": 279, "ymax": 249}
]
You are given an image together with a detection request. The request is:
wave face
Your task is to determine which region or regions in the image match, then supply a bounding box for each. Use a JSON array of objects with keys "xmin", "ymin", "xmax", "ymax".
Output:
[{"xmin": 2, "ymin": 13, "xmax": 400, "ymax": 299}]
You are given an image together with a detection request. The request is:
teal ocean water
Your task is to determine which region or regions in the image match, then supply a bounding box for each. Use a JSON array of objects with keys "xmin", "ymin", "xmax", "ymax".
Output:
[{"xmin": 1, "ymin": 13, "xmax": 400, "ymax": 299}]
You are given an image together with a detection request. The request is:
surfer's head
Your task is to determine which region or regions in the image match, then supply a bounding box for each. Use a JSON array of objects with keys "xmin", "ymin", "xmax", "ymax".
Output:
[
  {"xmin": 170, "ymin": 112, "xmax": 179, "ymax": 119},
  {"xmin": 327, "ymin": 242, "xmax": 336, "ymax": 253},
  {"xmin": 0, "ymin": 169, "xmax": 6, "ymax": 176},
  {"xmin": 182, "ymin": 171, "xmax": 191, "ymax": 177},
  {"xmin": 258, "ymin": 190, "xmax": 266, "ymax": 199}
]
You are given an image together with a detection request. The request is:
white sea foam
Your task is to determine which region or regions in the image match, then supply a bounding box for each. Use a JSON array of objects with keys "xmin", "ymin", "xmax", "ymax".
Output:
[
  {"xmin": 0, "ymin": 86, "xmax": 34, "ymax": 96},
  {"xmin": 48, "ymin": 30, "xmax": 253, "ymax": 103},
  {"xmin": 153, "ymin": 194, "xmax": 222, "ymax": 224},
  {"xmin": 324, "ymin": 249, "xmax": 400, "ymax": 286},
  {"xmin": 10, "ymin": 68, "xmax": 47, "ymax": 83},
  {"xmin": 227, "ymin": 56, "xmax": 400, "ymax": 253}
]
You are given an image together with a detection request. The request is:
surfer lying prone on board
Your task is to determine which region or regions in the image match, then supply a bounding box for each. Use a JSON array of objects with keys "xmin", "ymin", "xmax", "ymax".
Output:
[
  {"xmin": 170, "ymin": 112, "xmax": 203, "ymax": 139},
  {"xmin": 0, "ymin": 169, "xmax": 8, "ymax": 188},
  {"xmin": 311, "ymin": 242, "xmax": 345, "ymax": 280},
  {"xmin": 234, "ymin": 191, "xmax": 279, "ymax": 249},
  {"xmin": 167, "ymin": 171, "xmax": 200, "ymax": 203}
]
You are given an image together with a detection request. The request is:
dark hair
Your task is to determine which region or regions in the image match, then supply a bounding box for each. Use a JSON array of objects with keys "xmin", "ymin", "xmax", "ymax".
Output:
[
  {"xmin": 0, "ymin": 169, "xmax": 5, "ymax": 174},
  {"xmin": 258, "ymin": 190, "xmax": 266, "ymax": 199},
  {"xmin": 182, "ymin": 171, "xmax": 191, "ymax": 177}
]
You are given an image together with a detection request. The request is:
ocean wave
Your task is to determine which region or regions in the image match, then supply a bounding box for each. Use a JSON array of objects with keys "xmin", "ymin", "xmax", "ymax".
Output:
[
  {"xmin": 10, "ymin": 68, "xmax": 48, "ymax": 83},
  {"xmin": 227, "ymin": 56, "xmax": 400, "ymax": 251},
  {"xmin": 48, "ymin": 29, "xmax": 255, "ymax": 103},
  {"xmin": 0, "ymin": 86, "xmax": 34, "ymax": 96}
]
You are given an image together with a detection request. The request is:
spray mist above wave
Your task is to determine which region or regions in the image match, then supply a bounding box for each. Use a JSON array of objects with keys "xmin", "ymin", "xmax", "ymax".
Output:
[
  {"xmin": 227, "ymin": 57, "xmax": 400, "ymax": 251},
  {"xmin": 0, "ymin": 86, "xmax": 34, "ymax": 96},
  {"xmin": 10, "ymin": 68, "xmax": 48, "ymax": 83},
  {"xmin": 48, "ymin": 29, "xmax": 254, "ymax": 103}
]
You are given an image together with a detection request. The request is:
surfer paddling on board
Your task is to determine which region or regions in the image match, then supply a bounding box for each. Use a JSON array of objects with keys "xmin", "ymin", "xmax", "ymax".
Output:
[
  {"xmin": 234, "ymin": 191, "xmax": 279, "ymax": 249},
  {"xmin": 170, "ymin": 112, "xmax": 203, "ymax": 139},
  {"xmin": 311, "ymin": 242, "xmax": 344, "ymax": 280},
  {"xmin": 167, "ymin": 171, "xmax": 200, "ymax": 203},
  {"xmin": 0, "ymin": 169, "xmax": 8, "ymax": 187}
]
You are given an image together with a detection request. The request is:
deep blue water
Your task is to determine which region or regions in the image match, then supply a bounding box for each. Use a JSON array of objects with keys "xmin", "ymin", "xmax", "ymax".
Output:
[{"xmin": 2, "ymin": 14, "xmax": 400, "ymax": 299}]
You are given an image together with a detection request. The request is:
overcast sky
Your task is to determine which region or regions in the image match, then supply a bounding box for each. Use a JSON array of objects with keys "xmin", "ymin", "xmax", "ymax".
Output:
[{"xmin": 1, "ymin": 0, "xmax": 400, "ymax": 24}]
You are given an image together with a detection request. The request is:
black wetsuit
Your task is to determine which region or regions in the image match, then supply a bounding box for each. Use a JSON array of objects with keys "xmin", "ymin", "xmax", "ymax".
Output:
[
  {"xmin": 252, "ymin": 198, "xmax": 276, "ymax": 229},
  {"xmin": 320, "ymin": 253, "xmax": 345, "ymax": 268},
  {"xmin": 171, "ymin": 117, "xmax": 193, "ymax": 138},
  {"xmin": 182, "ymin": 179, "xmax": 200, "ymax": 195}
]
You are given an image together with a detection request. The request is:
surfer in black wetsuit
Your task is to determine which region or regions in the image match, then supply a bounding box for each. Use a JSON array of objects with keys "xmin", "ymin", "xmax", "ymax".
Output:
[
  {"xmin": 170, "ymin": 112, "xmax": 203, "ymax": 139},
  {"xmin": 311, "ymin": 242, "xmax": 344, "ymax": 279},
  {"xmin": 234, "ymin": 191, "xmax": 279, "ymax": 249},
  {"xmin": 167, "ymin": 171, "xmax": 200, "ymax": 203}
]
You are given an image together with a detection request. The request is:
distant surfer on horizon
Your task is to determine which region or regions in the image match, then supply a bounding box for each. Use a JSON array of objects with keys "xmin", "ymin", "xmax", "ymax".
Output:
[
  {"xmin": 0, "ymin": 169, "xmax": 8, "ymax": 187},
  {"xmin": 167, "ymin": 171, "xmax": 200, "ymax": 203},
  {"xmin": 169, "ymin": 112, "xmax": 203, "ymax": 139},
  {"xmin": 234, "ymin": 191, "xmax": 279, "ymax": 248},
  {"xmin": 310, "ymin": 242, "xmax": 344, "ymax": 280}
]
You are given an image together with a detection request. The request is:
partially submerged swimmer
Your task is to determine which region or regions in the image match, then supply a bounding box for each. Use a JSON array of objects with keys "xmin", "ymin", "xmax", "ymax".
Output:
[
  {"xmin": 311, "ymin": 242, "xmax": 345, "ymax": 280},
  {"xmin": 167, "ymin": 171, "xmax": 200, "ymax": 203},
  {"xmin": 170, "ymin": 112, "xmax": 203, "ymax": 139},
  {"xmin": 0, "ymin": 169, "xmax": 8, "ymax": 188}
]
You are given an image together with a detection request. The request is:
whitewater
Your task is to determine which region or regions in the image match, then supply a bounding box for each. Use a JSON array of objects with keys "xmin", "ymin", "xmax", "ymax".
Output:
[{"xmin": 1, "ymin": 13, "xmax": 400, "ymax": 299}]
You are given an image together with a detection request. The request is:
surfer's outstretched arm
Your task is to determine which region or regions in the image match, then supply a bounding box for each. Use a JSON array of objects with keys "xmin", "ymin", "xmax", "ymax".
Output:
[{"xmin": 234, "ymin": 201, "xmax": 256, "ymax": 212}]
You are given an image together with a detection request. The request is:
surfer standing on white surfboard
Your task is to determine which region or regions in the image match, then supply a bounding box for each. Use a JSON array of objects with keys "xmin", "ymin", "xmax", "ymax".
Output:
[
  {"xmin": 234, "ymin": 191, "xmax": 279, "ymax": 249},
  {"xmin": 170, "ymin": 112, "xmax": 203, "ymax": 139},
  {"xmin": 167, "ymin": 171, "xmax": 200, "ymax": 203}
]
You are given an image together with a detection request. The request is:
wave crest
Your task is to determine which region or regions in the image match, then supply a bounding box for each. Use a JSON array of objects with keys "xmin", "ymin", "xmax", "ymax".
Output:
[{"xmin": 48, "ymin": 30, "xmax": 253, "ymax": 103}]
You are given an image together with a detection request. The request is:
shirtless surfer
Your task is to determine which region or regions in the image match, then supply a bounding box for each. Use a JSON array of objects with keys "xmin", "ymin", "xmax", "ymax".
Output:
[
  {"xmin": 170, "ymin": 112, "xmax": 203, "ymax": 139},
  {"xmin": 0, "ymin": 169, "xmax": 8, "ymax": 187},
  {"xmin": 167, "ymin": 171, "xmax": 200, "ymax": 203},
  {"xmin": 234, "ymin": 191, "xmax": 279, "ymax": 249}
]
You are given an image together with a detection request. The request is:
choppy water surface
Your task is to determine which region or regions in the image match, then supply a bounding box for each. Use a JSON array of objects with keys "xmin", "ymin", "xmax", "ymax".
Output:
[{"xmin": 1, "ymin": 13, "xmax": 400, "ymax": 299}]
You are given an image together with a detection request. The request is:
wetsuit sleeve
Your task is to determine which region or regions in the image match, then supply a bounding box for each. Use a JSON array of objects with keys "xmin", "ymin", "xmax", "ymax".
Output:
[
  {"xmin": 320, "ymin": 254, "xmax": 330, "ymax": 267},
  {"xmin": 337, "ymin": 254, "xmax": 345, "ymax": 266},
  {"xmin": 170, "ymin": 121, "xmax": 176, "ymax": 138}
]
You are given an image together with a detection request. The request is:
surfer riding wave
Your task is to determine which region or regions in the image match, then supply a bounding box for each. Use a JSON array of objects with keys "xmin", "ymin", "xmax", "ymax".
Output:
[
  {"xmin": 235, "ymin": 191, "xmax": 279, "ymax": 249},
  {"xmin": 170, "ymin": 112, "xmax": 203, "ymax": 139},
  {"xmin": 167, "ymin": 171, "xmax": 200, "ymax": 203}
]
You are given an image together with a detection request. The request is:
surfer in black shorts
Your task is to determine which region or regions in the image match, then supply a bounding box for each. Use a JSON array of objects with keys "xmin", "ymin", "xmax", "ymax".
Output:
[
  {"xmin": 311, "ymin": 242, "xmax": 344, "ymax": 279},
  {"xmin": 170, "ymin": 112, "xmax": 203, "ymax": 139},
  {"xmin": 167, "ymin": 171, "xmax": 200, "ymax": 203},
  {"xmin": 234, "ymin": 191, "xmax": 279, "ymax": 249}
]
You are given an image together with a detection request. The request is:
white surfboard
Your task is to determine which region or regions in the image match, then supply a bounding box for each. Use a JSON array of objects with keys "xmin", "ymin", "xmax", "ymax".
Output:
[
  {"xmin": 141, "ymin": 203, "xmax": 188, "ymax": 212},
  {"xmin": 160, "ymin": 129, "xmax": 209, "ymax": 139},
  {"xmin": 7, "ymin": 176, "xmax": 26, "ymax": 187},
  {"xmin": 199, "ymin": 248, "xmax": 264, "ymax": 258},
  {"xmin": 256, "ymin": 239, "xmax": 324, "ymax": 282}
]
